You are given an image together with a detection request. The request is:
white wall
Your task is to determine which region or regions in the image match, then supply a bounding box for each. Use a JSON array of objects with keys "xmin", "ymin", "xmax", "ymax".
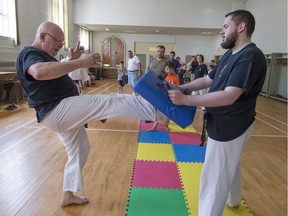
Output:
[
  {"xmin": 0, "ymin": 0, "xmax": 287, "ymax": 62},
  {"xmin": 67, "ymin": 0, "xmax": 82, "ymax": 55},
  {"xmin": 74, "ymin": 0, "xmax": 234, "ymax": 29},
  {"xmin": 245, "ymin": 0, "xmax": 287, "ymax": 54},
  {"xmin": 92, "ymin": 32, "xmax": 217, "ymax": 66},
  {"xmin": 80, "ymin": 0, "xmax": 288, "ymax": 62}
]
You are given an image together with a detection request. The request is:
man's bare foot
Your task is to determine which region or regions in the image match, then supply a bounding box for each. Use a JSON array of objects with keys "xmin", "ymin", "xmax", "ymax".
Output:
[
  {"xmin": 60, "ymin": 191, "xmax": 89, "ymax": 207},
  {"xmin": 227, "ymin": 204, "xmax": 239, "ymax": 209},
  {"xmin": 147, "ymin": 127, "xmax": 156, "ymax": 131},
  {"xmin": 155, "ymin": 111, "xmax": 169, "ymax": 129},
  {"xmin": 163, "ymin": 126, "xmax": 170, "ymax": 132},
  {"xmin": 147, "ymin": 122, "xmax": 159, "ymax": 131}
]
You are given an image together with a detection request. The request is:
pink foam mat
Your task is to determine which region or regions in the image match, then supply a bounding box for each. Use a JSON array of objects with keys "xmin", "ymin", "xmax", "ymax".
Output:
[
  {"xmin": 169, "ymin": 132, "xmax": 201, "ymax": 144},
  {"xmin": 131, "ymin": 160, "xmax": 182, "ymax": 189}
]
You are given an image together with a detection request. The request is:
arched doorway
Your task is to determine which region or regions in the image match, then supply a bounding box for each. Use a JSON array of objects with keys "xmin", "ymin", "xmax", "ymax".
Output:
[{"xmin": 102, "ymin": 36, "xmax": 125, "ymax": 67}]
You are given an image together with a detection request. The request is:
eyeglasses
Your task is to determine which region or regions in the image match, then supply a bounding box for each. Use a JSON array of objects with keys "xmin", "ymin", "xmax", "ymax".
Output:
[{"xmin": 44, "ymin": 33, "xmax": 65, "ymax": 45}]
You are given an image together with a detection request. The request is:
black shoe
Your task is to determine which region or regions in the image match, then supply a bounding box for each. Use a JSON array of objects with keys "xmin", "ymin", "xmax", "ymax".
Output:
[
  {"xmin": 4, "ymin": 104, "xmax": 17, "ymax": 110},
  {"xmin": 10, "ymin": 104, "xmax": 17, "ymax": 109}
]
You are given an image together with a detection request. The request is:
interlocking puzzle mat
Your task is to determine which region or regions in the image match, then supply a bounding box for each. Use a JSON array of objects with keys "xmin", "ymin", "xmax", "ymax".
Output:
[{"xmin": 126, "ymin": 121, "xmax": 253, "ymax": 216}]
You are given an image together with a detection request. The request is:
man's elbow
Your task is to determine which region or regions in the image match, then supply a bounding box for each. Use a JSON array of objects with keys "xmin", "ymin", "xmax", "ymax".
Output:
[
  {"xmin": 28, "ymin": 70, "xmax": 45, "ymax": 80},
  {"xmin": 222, "ymin": 98, "xmax": 236, "ymax": 106},
  {"xmin": 222, "ymin": 87, "xmax": 244, "ymax": 106},
  {"xmin": 28, "ymin": 65, "xmax": 45, "ymax": 80},
  {"xmin": 223, "ymin": 94, "xmax": 241, "ymax": 106}
]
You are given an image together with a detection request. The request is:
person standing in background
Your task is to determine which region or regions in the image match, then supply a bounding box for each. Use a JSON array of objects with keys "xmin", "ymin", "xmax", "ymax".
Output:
[
  {"xmin": 176, "ymin": 56, "xmax": 186, "ymax": 85},
  {"xmin": 192, "ymin": 54, "xmax": 208, "ymax": 95},
  {"xmin": 187, "ymin": 55, "xmax": 198, "ymax": 81},
  {"xmin": 146, "ymin": 45, "xmax": 170, "ymax": 75},
  {"xmin": 169, "ymin": 51, "xmax": 181, "ymax": 75},
  {"xmin": 117, "ymin": 60, "xmax": 127, "ymax": 94},
  {"xmin": 210, "ymin": 59, "xmax": 217, "ymax": 66},
  {"xmin": 147, "ymin": 61, "xmax": 178, "ymax": 131},
  {"xmin": 127, "ymin": 50, "xmax": 141, "ymax": 95},
  {"xmin": 176, "ymin": 56, "xmax": 185, "ymax": 67},
  {"xmin": 144, "ymin": 45, "xmax": 170, "ymax": 123}
]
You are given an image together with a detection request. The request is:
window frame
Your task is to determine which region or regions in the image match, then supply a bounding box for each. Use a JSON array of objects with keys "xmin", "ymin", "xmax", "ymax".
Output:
[
  {"xmin": 0, "ymin": 0, "xmax": 19, "ymax": 46},
  {"xmin": 51, "ymin": 0, "xmax": 68, "ymax": 50}
]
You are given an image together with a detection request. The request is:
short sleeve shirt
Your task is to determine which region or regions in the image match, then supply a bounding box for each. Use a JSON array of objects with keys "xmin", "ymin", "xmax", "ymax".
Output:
[
  {"xmin": 194, "ymin": 64, "xmax": 208, "ymax": 79},
  {"xmin": 172, "ymin": 59, "xmax": 181, "ymax": 74},
  {"xmin": 127, "ymin": 56, "xmax": 141, "ymax": 71},
  {"xmin": 117, "ymin": 67, "xmax": 126, "ymax": 80},
  {"xmin": 205, "ymin": 43, "xmax": 267, "ymax": 141},
  {"xmin": 147, "ymin": 56, "xmax": 170, "ymax": 75},
  {"xmin": 165, "ymin": 74, "xmax": 179, "ymax": 86},
  {"xmin": 16, "ymin": 46, "xmax": 79, "ymax": 122}
]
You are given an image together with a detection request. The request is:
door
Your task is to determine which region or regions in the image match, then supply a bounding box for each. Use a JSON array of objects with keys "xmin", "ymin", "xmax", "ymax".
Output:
[{"xmin": 102, "ymin": 36, "xmax": 125, "ymax": 67}]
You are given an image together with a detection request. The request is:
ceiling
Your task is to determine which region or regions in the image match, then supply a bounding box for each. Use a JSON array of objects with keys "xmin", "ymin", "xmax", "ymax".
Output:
[{"xmin": 82, "ymin": 24, "xmax": 222, "ymax": 36}]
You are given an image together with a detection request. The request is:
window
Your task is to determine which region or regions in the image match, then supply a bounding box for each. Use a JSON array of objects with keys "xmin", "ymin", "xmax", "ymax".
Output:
[
  {"xmin": 0, "ymin": 0, "xmax": 18, "ymax": 45},
  {"xmin": 80, "ymin": 27, "xmax": 90, "ymax": 52},
  {"xmin": 51, "ymin": 0, "xmax": 68, "ymax": 49}
]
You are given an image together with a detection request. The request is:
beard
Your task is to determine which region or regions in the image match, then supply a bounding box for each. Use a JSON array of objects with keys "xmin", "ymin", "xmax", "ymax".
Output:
[{"xmin": 221, "ymin": 30, "xmax": 238, "ymax": 49}]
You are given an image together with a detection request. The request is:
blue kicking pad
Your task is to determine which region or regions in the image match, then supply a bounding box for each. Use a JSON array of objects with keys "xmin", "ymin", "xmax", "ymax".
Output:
[{"xmin": 134, "ymin": 70, "xmax": 196, "ymax": 128}]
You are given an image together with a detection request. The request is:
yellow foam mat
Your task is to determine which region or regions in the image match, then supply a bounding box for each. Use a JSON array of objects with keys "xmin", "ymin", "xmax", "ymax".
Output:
[
  {"xmin": 178, "ymin": 162, "xmax": 253, "ymax": 216},
  {"xmin": 136, "ymin": 143, "xmax": 175, "ymax": 162},
  {"xmin": 169, "ymin": 121, "xmax": 196, "ymax": 133}
]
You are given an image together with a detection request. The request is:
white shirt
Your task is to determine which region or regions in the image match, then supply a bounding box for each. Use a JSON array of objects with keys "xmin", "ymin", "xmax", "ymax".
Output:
[
  {"xmin": 127, "ymin": 55, "xmax": 141, "ymax": 71},
  {"xmin": 69, "ymin": 68, "xmax": 90, "ymax": 82}
]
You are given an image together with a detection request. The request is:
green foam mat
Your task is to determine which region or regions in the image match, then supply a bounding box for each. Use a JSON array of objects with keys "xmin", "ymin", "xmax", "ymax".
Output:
[{"xmin": 126, "ymin": 187, "xmax": 189, "ymax": 216}]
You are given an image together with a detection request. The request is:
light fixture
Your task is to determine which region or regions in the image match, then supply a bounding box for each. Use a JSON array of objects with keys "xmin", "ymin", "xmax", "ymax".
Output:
[
  {"xmin": 202, "ymin": 31, "xmax": 212, "ymax": 35},
  {"xmin": 149, "ymin": 47, "xmax": 157, "ymax": 52},
  {"xmin": 124, "ymin": 30, "xmax": 138, "ymax": 33}
]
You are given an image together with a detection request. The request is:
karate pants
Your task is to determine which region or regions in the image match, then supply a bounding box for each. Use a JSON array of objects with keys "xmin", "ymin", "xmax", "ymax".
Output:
[
  {"xmin": 198, "ymin": 123, "xmax": 254, "ymax": 216},
  {"xmin": 42, "ymin": 94, "xmax": 156, "ymax": 192}
]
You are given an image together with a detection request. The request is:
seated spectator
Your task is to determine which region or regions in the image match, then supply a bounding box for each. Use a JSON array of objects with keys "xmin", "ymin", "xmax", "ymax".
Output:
[
  {"xmin": 88, "ymin": 72, "xmax": 96, "ymax": 86},
  {"xmin": 68, "ymin": 67, "xmax": 91, "ymax": 94}
]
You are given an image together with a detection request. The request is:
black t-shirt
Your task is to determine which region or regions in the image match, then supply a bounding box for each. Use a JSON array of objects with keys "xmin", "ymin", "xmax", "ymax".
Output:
[
  {"xmin": 205, "ymin": 43, "xmax": 267, "ymax": 141},
  {"xmin": 16, "ymin": 46, "xmax": 79, "ymax": 122},
  {"xmin": 194, "ymin": 64, "xmax": 208, "ymax": 79},
  {"xmin": 189, "ymin": 60, "xmax": 198, "ymax": 74}
]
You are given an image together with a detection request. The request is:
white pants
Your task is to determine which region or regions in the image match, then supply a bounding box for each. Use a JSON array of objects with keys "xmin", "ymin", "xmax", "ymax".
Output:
[
  {"xmin": 42, "ymin": 94, "xmax": 156, "ymax": 192},
  {"xmin": 198, "ymin": 123, "xmax": 254, "ymax": 216}
]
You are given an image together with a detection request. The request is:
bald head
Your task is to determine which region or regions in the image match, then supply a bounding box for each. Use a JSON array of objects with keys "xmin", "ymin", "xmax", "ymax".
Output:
[
  {"xmin": 32, "ymin": 21, "xmax": 65, "ymax": 56},
  {"xmin": 35, "ymin": 21, "xmax": 63, "ymax": 40}
]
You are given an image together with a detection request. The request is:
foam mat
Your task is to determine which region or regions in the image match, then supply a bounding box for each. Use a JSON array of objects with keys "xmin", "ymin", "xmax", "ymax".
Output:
[{"xmin": 126, "ymin": 121, "xmax": 254, "ymax": 216}]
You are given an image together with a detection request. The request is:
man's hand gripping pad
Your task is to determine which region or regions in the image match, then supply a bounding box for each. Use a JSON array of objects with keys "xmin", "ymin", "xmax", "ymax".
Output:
[{"xmin": 134, "ymin": 70, "xmax": 196, "ymax": 128}]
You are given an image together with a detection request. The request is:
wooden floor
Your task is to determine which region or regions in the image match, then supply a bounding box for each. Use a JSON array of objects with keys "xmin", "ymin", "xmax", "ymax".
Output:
[{"xmin": 0, "ymin": 79, "xmax": 287, "ymax": 216}]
